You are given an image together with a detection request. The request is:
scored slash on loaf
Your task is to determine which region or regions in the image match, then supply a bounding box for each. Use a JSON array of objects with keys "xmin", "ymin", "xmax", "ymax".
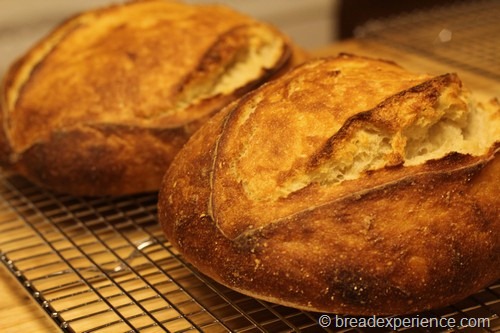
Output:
[
  {"xmin": 159, "ymin": 54, "xmax": 500, "ymax": 315},
  {"xmin": 0, "ymin": 0, "xmax": 305, "ymax": 195}
]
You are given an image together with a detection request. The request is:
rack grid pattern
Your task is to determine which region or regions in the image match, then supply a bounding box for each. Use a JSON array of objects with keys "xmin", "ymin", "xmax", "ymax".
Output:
[
  {"xmin": 1, "ymin": 1, "xmax": 500, "ymax": 331},
  {"xmin": 0, "ymin": 173, "xmax": 499, "ymax": 333},
  {"xmin": 356, "ymin": 0, "xmax": 500, "ymax": 81}
]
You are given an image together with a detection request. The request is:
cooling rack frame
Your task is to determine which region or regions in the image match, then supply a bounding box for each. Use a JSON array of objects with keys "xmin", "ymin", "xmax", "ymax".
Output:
[
  {"xmin": 355, "ymin": 0, "xmax": 500, "ymax": 81},
  {"xmin": 1, "ymin": 1, "xmax": 500, "ymax": 332},
  {"xmin": 0, "ymin": 173, "xmax": 499, "ymax": 333}
]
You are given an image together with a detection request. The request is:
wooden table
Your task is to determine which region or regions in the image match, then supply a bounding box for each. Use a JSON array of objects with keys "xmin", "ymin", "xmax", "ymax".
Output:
[
  {"xmin": 0, "ymin": 265, "xmax": 60, "ymax": 332},
  {"xmin": 1, "ymin": 38, "xmax": 498, "ymax": 332}
]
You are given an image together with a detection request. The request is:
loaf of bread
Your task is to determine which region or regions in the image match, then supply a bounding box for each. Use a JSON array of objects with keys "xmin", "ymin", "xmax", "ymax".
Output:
[
  {"xmin": 159, "ymin": 54, "xmax": 500, "ymax": 315},
  {"xmin": 0, "ymin": 0, "xmax": 303, "ymax": 195}
]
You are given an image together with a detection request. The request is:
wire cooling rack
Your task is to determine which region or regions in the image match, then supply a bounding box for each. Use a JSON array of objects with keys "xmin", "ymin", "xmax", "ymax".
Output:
[
  {"xmin": 355, "ymin": 0, "xmax": 500, "ymax": 81},
  {"xmin": 0, "ymin": 172, "xmax": 499, "ymax": 333}
]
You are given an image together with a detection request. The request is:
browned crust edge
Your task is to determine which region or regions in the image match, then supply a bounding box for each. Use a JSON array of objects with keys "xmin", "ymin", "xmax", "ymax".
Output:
[
  {"xmin": 0, "ymin": 1, "xmax": 301, "ymax": 196},
  {"xmin": 158, "ymin": 55, "xmax": 500, "ymax": 315}
]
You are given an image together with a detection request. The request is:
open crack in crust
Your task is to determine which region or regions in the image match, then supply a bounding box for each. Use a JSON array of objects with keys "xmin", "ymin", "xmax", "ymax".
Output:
[
  {"xmin": 159, "ymin": 54, "xmax": 500, "ymax": 315},
  {"xmin": 0, "ymin": 0, "xmax": 297, "ymax": 195}
]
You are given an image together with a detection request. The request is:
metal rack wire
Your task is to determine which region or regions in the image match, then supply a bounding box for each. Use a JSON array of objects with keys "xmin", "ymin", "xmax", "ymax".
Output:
[
  {"xmin": 1, "ymin": 2, "xmax": 500, "ymax": 331},
  {"xmin": 0, "ymin": 172, "xmax": 499, "ymax": 333},
  {"xmin": 356, "ymin": 0, "xmax": 500, "ymax": 81}
]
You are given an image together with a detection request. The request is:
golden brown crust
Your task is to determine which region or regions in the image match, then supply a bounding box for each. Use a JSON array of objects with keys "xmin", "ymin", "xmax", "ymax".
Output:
[
  {"xmin": 158, "ymin": 54, "xmax": 500, "ymax": 315},
  {"xmin": 0, "ymin": 0, "xmax": 302, "ymax": 195}
]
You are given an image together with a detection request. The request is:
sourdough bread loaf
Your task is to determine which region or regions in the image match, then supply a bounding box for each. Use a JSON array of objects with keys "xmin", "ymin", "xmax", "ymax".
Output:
[
  {"xmin": 0, "ymin": 0, "xmax": 302, "ymax": 195},
  {"xmin": 158, "ymin": 54, "xmax": 500, "ymax": 315}
]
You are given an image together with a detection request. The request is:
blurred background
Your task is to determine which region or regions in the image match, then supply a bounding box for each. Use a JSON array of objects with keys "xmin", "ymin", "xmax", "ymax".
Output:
[
  {"xmin": 0, "ymin": 0, "xmax": 336, "ymax": 76},
  {"xmin": 0, "ymin": 1, "xmax": 498, "ymax": 332},
  {"xmin": 0, "ymin": 0, "xmax": 497, "ymax": 78}
]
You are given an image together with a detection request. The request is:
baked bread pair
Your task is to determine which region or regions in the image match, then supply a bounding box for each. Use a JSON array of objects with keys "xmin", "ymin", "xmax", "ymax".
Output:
[
  {"xmin": 0, "ymin": 0, "xmax": 303, "ymax": 195},
  {"xmin": 159, "ymin": 54, "xmax": 500, "ymax": 315}
]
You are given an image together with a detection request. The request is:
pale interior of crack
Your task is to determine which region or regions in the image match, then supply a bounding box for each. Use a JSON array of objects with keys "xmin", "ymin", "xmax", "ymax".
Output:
[
  {"xmin": 270, "ymin": 88, "xmax": 499, "ymax": 200},
  {"xmin": 172, "ymin": 27, "xmax": 285, "ymax": 113}
]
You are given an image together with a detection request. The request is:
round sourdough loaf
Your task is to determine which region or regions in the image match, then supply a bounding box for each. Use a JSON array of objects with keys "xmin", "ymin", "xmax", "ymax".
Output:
[
  {"xmin": 0, "ymin": 0, "xmax": 302, "ymax": 195},
  {"xmin": 158, "ymin": 54, "xmax": 500, "ymax": 315}
]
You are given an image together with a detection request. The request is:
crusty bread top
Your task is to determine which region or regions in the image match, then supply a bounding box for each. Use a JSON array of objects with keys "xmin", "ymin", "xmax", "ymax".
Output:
[
  {"xmin": 205, "ymin": 54, "xmax": 500, "ymax": 239},
  {"xmin": 1, "ymin": 0, "xmax": 291, "ymax": 158},
  {"xmin": 160, "ymin": 53, "xmax": 499, "ymax": 314}
]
